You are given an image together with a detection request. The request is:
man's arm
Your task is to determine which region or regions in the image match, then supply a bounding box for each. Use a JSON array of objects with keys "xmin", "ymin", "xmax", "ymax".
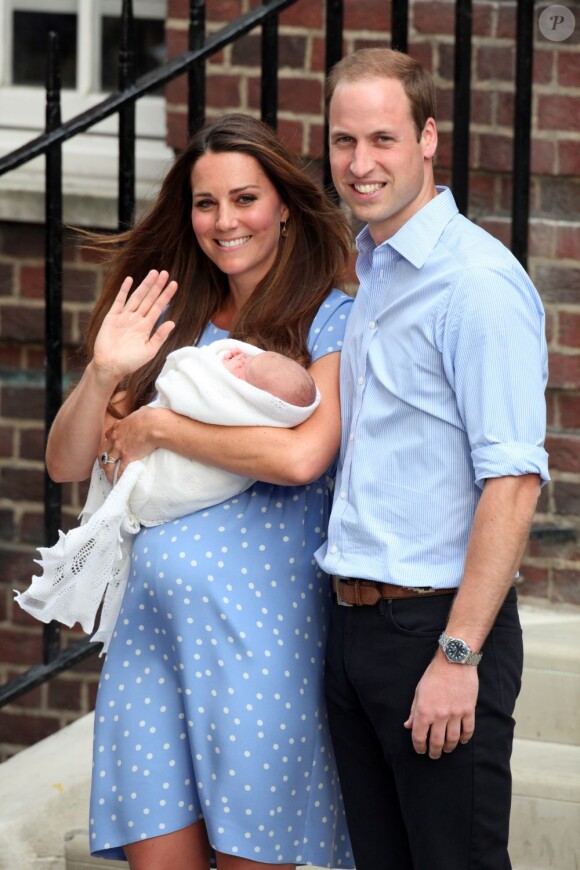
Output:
[{"xmin": 404, "ymin": 473, "xmax": 541, "ymax": 759}]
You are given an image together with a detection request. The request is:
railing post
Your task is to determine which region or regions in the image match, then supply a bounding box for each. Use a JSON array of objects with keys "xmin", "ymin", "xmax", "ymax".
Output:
[
  {"xmin": 451, "ymin": 0, "xmax": 472, "ymax": 216},
  {"xmin": 261, "ymin": 0, "xmax": 279, "ymax": 128},
  {"xmin": 511, "ymin": 0, "xmax": 534, "ymax": 269},
  {"xmin": 43, "ymin": 32, "xmax": 63, "ymax": 665},
  {"xmin": 118, "ymin": 0, "xmax": 136, "ymax": 230},
  {"xmin": 188, "ymin": 0, "xmax": 206, "ymax": 136},
  {"xmin": 391, "ymin": 0, "xmax": 409, "ymax": 53},
  {"xmin": 324, "ymin": 0, "xmax": 344, "ymax": 198}
]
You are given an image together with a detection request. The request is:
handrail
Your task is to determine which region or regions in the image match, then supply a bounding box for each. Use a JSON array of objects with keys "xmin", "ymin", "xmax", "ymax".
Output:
[
  {"xmin": 0, "ymin": 0, "xmax": 298, "ymax": 177},
  {"xmin": 43, "ymin": 31, "xmax": 64, "ymax": 664},
  {"xmin": 0, "ymin": 641, "xmax": 102, "ymax": 707}
]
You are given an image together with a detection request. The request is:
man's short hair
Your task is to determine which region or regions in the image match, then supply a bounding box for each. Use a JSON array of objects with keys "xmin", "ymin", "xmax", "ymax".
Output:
[{"xmin": 326, "ymin": 48, "xmax": 437, "ymax": 141}]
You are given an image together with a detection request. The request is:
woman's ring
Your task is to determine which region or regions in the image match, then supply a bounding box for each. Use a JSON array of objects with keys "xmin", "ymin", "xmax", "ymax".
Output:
[{"xmin": 100, "ymin": 452, "xmax": 118, "ymax": 465}]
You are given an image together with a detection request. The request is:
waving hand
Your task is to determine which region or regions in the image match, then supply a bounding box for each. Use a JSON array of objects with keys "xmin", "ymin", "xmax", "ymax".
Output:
[
  {"xmin": 93, "ymin": 269, "xmax": 178, "ymax": 381},
  {"xmin": 45, "ymin": 269, "xmax": 178, "ymax": 482}
]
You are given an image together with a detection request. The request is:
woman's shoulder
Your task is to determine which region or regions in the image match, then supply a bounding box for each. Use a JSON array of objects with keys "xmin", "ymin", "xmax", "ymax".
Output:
[
  {"xmin": 311, "ymin": 288, "xmax": 354, "ymax": 327},
  {"xmin": 318, "ymin": 287, "xmax": 354, "ymax": 312},
  {"xmin": 308, "ymin": 288, "xmax": 354, "ymax": 360}
]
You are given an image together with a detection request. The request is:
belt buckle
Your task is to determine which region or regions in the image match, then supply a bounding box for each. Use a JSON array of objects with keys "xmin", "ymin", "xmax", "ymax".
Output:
[{"xmin": 334, "ymin": 576, "xmax": 353, "ymax": 607}]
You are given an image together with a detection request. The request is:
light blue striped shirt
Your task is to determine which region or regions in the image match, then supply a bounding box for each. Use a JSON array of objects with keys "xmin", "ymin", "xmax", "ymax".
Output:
[{"xmin": 317, "ymin": 187, "xmax": 549, "ymax": 588}]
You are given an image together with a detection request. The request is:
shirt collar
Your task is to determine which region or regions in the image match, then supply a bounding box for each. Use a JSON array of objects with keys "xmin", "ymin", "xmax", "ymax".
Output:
[{"xmin": 355, "ymin": 186, "xmax": 459, "ymax": 268}]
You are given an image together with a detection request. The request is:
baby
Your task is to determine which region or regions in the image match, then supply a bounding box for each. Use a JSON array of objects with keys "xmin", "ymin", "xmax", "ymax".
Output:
[
  {"xmin": 17, "ymin": 340, "xmax": 320, "ymax": 652},
  {"xmin": 221, "ymin": 347, "xmax": 316, "ymax": 407}
]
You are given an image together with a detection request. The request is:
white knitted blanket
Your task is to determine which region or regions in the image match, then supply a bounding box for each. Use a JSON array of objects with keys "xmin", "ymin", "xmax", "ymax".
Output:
[{"xmin": 15, "ymin": 339, "xmax": 319, "ymax": 653}]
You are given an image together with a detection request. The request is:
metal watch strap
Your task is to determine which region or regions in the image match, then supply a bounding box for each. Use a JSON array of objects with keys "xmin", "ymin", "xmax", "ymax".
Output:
[{"xmin": 438, "ymin": 631, "xmax": 483, "ymax": 666}]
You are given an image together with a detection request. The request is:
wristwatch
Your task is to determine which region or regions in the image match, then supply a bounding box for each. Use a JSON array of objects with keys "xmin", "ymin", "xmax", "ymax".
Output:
[{"xmin": 438, "ymin": 632, "xmax": 482, "ymax": 666}]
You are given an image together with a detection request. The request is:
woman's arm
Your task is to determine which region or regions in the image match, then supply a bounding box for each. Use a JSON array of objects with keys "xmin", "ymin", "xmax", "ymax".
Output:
[
  {"xmin": 46, "ymin": 365, "xmax": 127, "ymax": 482},
  {"xmin": 46, "ymin": 270, "xmax": 178, "ymax": 482},
  {"xmin": 101, "ymin": 351, "xmax": 343, "ymax": 487}
]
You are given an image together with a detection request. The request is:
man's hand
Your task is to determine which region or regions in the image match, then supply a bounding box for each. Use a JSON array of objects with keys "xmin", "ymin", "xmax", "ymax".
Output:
[{"xmin": 403, "ymin": 653, "xmax": 479, "ymax": 759}]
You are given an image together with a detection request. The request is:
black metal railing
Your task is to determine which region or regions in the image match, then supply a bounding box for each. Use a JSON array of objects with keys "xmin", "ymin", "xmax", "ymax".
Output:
[{"xmin": 0, "ymin": 0, "xmax": 536, "ymax": 708}]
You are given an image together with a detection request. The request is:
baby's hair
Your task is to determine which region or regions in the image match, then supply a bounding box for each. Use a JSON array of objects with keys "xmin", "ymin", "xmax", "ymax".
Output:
[{"xmin": 246, "ymin": 352, "xmax": 316, "ymax": 408}]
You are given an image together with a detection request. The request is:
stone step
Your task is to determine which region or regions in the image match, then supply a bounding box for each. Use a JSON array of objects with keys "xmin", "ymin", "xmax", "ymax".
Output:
[
  {"xmin": 66, "ymin": 829, "xmax": 124, "ymax": 869},
  {"xmin": 516, "ymin": 603, "xmax": 580, "ymax": 745},
  {"xmin": 1, "ymin": 602, "xmax": 576, "ymax": 870},
  {"xmin": 0, "ymin": 713, "xmax": 92, "ymax": 870},
  {"xmin": 65, "ymin": 828, "xmax": 332, "ymax": 870},
  {"xmin": 66, "ymin": 741, "xmax": 580, "ymax": 870},
  {"xmin": 509, "ymin": 737, "xmax": 580, "ymax": 870}
]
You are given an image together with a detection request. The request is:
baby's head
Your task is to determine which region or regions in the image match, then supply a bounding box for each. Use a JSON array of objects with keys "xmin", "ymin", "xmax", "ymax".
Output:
[{"xmin": 222, "ymin": 349, "xmax": 316, "ymax": 408}]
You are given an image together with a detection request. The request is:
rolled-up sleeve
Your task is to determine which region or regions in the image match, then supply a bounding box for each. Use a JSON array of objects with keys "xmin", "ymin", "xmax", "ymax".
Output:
[{"xmin": 444, "ymin": 263, "xmax": 550, "ymax": 488}]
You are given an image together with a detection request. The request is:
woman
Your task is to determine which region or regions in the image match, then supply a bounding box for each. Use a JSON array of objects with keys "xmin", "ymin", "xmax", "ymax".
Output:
[{"xmin": 46, "ymin": 114, "xmax": 354, "ymax": 869}]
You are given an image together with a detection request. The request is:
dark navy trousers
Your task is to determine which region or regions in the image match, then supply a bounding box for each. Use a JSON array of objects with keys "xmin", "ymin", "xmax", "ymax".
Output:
[{"xmin": 325, "ymin": 587, "xmax": 523, "ymax": 870}]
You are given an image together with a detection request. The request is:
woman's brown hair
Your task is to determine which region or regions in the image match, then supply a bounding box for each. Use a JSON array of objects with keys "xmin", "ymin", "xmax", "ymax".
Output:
[{"xmin": 84, "ymin": 113, "xmax": 351, "ymax": 413}]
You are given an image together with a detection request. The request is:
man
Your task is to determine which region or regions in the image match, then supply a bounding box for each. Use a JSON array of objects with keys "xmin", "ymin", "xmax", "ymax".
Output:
[{"xmin": 316, "ymin": 48, "xmax": 549, "ymax": 870}]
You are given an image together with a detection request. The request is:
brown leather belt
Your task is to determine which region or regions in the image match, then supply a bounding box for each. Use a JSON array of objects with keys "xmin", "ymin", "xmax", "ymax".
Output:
[{"xmin": 332, "ymin": 576, "xmax": 456, "ymax": 606}]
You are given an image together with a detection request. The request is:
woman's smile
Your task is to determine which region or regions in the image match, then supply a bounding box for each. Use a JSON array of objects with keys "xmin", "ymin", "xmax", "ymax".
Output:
[
  {"xmin": 215, "ymin": 235, "xmax": 252, "ymax": 249},
  {"xmin": 191, "ymin": 151, "xmax": 289, "ymax": 296}
]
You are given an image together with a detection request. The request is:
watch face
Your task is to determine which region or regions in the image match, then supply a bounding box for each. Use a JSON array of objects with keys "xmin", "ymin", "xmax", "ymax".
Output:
[{"xmin": 445, "ymin": 638, "xmax": 469, "ymax": 663}]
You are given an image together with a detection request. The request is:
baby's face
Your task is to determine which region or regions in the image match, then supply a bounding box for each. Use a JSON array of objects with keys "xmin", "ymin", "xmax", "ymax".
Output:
[{"xmin": 222, "ymin": 348, "xmax": 250, "ymax": 379}]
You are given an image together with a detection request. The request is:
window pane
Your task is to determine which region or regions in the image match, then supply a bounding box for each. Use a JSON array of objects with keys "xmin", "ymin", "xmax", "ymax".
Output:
[
  {"xmin": 100, "ymin": 17, "xmax": 165, "ymax": 92},
  {"xmin": 12, "ymin": 11, "xmax": 77, "ymax": 88}
]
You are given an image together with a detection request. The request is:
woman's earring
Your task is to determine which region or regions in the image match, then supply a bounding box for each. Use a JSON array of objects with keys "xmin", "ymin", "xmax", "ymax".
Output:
[{"xmin": 281, "ymin": 221, "xmax": 288, "ymax": 238}]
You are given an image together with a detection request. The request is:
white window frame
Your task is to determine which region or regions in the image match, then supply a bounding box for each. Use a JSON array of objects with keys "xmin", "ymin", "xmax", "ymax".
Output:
[{"xmin": 0, "ymin": 0, "xmax": 173, "ymax": 226}]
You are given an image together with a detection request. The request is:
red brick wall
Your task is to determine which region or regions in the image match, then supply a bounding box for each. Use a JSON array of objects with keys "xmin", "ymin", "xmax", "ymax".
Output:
[
  {"xmin": 1, "ymin": 0, "xmax": 579, "ymax": 758},
  {"xmin": 0, "ymin": 225, "xmax": 108, "ymax": 760}
]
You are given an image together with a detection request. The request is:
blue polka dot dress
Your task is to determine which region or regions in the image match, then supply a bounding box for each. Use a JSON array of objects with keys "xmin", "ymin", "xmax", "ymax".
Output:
[{"xmin": 89, "ymin": 290, "xmax": 355, "ymax": 866}]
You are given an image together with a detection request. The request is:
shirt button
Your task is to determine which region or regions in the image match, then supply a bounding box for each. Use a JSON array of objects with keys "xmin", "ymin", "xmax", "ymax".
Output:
[
  {"xmin": 330, "ymin": 545, "xmax": 338, "ymax": 554},
  {"xmin": 368, "ymin": 320, "xmax": 376, "ymax": 329},
  {"xmin": 340, "ymin": 491, "xmax": 347, "ymax": 499},
  {"xmin": 358, "ymin": 376, "xmax": 364, "ymax": 386},
  {"xmin": 349, "ymin": 433, "xmax": 354, "ymax": 442}
]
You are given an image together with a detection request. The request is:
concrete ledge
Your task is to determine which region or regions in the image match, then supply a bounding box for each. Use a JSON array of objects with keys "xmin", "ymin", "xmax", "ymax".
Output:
[
  {"xmin": 510, "ymin": 738, "xmax": 580, "ymax": 869},
  {"xmin": 512, "ymin": 738, "xmax": 580, "ymax": 802},
  {"xmin": 65, "ymin": 829, "xmax": 329, "ymax": 869},
  {"xmin": 515, "ymin": 603, "xmax": 580, "ymax": 745},
  {"xmin": 515, "ymin": 669, "xmax": 580, "ymax": 744},
  {"xmin": 65, "ymin": 830, "xmax": 124, "ymax": 869},
  {"xmin": 511, "ymin": 796, "xmax": 580, "ymax": 870},
  {"xmin": 0, "ymin": 713, "xmax": 93, "ymax": 870},
  {"xmin": 1, "ymin": 601, "xmax": 578, "ymax": 870},
  {"xmin": 519, "ymin": 602, "xmax": 580, "ymax": 673}
]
